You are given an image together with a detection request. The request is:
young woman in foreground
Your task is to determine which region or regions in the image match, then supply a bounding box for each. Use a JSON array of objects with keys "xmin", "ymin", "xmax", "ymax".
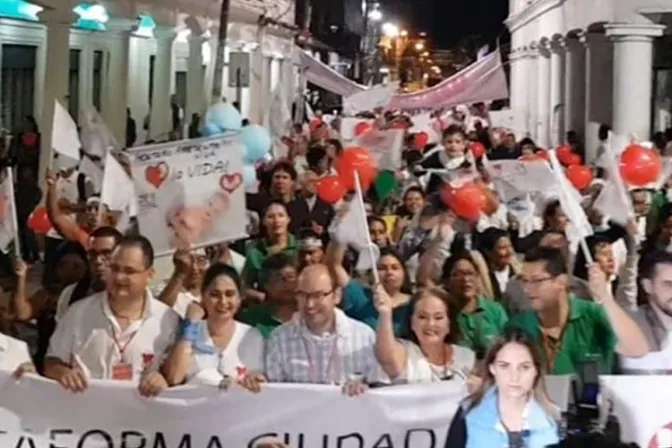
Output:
[{"xmin": 445, "ymin": 328, "xmax": 560, "ymax": 448}]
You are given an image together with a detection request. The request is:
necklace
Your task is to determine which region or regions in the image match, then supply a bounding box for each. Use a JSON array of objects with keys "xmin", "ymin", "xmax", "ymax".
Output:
[{"xmin": 423, "ymin": 345, "xmax": 454, "ymax": 381}]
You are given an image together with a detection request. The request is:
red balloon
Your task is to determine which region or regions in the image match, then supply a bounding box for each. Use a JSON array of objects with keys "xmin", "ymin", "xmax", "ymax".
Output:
[
  {"xmin": 470, "ymin": 141, "xmax": 486, "ymax": 159},
  {"xmin": 619, "ymin": 144, "xmax": 662, "ymax": 186},
  {"xmin": 316, "ymin": 175, "xmax": 347, "ymax": 205},
  {"xmin": 566, "ymin": 153, "xmax": 582, "ymax": 166},
  {"xmin": 566, "ymin": 165, "xmax": 593, "ymax": 190},
  {"xmin": 556, "ymin": 145, "xmax": 574, "ymax": 165},
  {"xmin": 335, "ymin": 147, "xmax": 378, "ymax": 191},
  {"xmin": 27, "ymin": 206, "xmax": 52, "ymax": 234},
  {"xmin": 354, "ymin": 121, "xmax": 373, "ymax": 136},
  {"xmin": 440, "ymin": 182, "xmax": 488, "ymax": 222},
  {"xmin": 413, "ymin": 132, "xmax": 429, "ymax": 149}
]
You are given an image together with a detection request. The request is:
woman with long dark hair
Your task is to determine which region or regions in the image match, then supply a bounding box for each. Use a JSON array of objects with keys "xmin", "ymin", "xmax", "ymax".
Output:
[
  {"xmin": 445, "ymin": 328, "xmax": 560, "ymax": 448},
  {"xmin": 373, "ymin": 286, "xmax": 475, "ymax": 383},
  {"xmin": 162, "ymin": 263, "xmax": 264, "ymax": 389}
]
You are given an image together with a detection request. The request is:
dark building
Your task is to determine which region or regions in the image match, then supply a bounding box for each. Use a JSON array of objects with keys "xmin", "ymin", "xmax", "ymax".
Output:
[{"xmin": 295, "ymin": 0, "xmax": 365, "ymax": 112}]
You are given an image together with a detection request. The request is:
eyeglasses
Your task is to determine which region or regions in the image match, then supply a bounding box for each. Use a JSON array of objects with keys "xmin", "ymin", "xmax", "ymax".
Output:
[
  {"xmin": 88, "ymin": 249, "xmax": 114, "ymax": 261},
  {"xmin": 296, "ymin": 289, "xmax": 334, "ymax": 302},
  {"xmin": 520, "ymin": 277, "xmax": 554, "ymax": 287}
]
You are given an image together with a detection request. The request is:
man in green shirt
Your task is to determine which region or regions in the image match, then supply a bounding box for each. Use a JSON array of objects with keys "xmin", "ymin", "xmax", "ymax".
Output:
[
  {"xmin": 508, "ymin": 247, "xmax": 649, "ymax": 375},
  {"xmin": 237, "ymin": 253, "xmax": 298, "ymax": 338}
]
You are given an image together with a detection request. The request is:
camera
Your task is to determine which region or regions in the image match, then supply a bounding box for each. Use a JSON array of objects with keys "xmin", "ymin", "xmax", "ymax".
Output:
[{"xmin": 563, "ymin": 361, "xmax": 620, "ymax": 441}]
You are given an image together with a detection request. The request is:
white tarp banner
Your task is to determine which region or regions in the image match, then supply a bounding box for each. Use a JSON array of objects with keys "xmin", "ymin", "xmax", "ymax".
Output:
[
  {"xmin": 0, "ymin": 373, "xmax": 465, "ymax": 448},
  {"xmin": 128, "ymin": 136, "xmax": 247, "ymax": 257}
]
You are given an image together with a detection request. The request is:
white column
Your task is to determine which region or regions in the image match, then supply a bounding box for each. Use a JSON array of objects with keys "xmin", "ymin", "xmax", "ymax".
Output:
[
  {"xmin": 185, "ymin": 17, "xmax": 206, "ymax": 125},
  {"xmin": 584, "ymin": 32, "xmax": 613, "ymax": 163},
  {"xmin": 536, "ymin": 42, "xmax": 551, "ymax": 148},
  {"xmin": 203, "ymin": 31, "xmax": 218, "ymax": 105},
  {"xmin": 248, "ymin": 32, "xmax": 266, "ymax": 124},
  {"xmin": 605, "ymin": 23, "xmax": 666, "ymax": 141},
  {"xmin": 526, "ymin": 47, "xmax": 538, "ymax": 141},
  {"xmin": 549, "ymin": 39, "xmax": 566, "ymax": 147},
  {"xmin": 508, "ymin": 48, "xmax": 527, "ymax": 136},
  {"xmin": 564, "ymin": 34, "xmax": 586, "ymax": 141},
  {"xmin": 38, "ymin": 8, "xmax": 76, "ymax": 182},
  {"xmin": 149, "ymin": 27, "xmax": 176, "ymax": 141},
  {"xmin": 104, "ymin": 19, "xmax": 134, "ymax": 146}
]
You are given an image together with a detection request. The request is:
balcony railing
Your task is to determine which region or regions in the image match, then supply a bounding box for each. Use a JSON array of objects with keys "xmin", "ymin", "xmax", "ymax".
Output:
[{"xmin": 233, "ymin": 0, "xmax": 295, "ymax": 24}]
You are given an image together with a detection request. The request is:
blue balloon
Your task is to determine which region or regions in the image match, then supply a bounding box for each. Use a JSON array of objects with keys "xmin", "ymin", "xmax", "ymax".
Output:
[
  {"xmin": 201, "ymin": 122, "xmax": 222, "ymax": 137},
  {"xmin": 205, "ymin": 102, "xmax": 242, "ymax": 132},
  {"xmin": 241, "ymin": 124, "xmax": 271, "ymax": 163},
  {"xmin": 242, "ymin": 164, "xmax": 258, "ymax": 190}
]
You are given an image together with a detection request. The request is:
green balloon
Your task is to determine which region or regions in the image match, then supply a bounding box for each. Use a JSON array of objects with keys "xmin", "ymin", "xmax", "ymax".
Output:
[{"xmin": 375, "ymin": 170, "xmax": 398, "ymax": 201}]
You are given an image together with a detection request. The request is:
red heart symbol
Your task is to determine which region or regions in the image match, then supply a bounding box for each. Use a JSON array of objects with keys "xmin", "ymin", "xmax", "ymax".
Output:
[
  {"xmin": 220, "ymin": 173, "xmax": 242, "ymax": 193},
  {"xmin": 235, "ymin": 365, "xmax": 247, "ymax": 378},
  {"xmin": 145, "ymin": 162, "xmax": 169, "ymax": 189}
]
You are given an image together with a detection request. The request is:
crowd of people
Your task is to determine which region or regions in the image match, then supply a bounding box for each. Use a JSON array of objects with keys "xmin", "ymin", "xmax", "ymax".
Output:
[{"xmin": 0, "ymin": 105, "xmax": 666, "ymax": 448}]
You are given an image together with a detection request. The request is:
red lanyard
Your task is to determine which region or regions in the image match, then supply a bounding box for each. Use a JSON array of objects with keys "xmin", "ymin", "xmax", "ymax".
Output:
[
  {"xmin": 302, "ymin": 336, "xmax": 340, "ymax": 384},
  {"xmin": 110, "ymin": 326, "xmax": 139, "ymax": 362}
]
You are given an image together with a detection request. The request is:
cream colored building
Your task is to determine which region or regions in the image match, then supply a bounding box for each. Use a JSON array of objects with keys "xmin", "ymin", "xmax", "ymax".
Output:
[
  {"xmin": 0, "ymin": 0, "xmax": 296, "ymax": 179},
  {"xmin": 507, "ymin": 0, "xmax": 672, "ymax": 160}
]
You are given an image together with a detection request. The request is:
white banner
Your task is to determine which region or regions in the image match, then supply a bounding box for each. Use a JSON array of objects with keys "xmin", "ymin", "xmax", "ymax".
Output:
[
  {"xmin": 353, "ymin": 129, "xmax": 405, "ymax": 171},
  {"xmin": 0, "ymin": 373, "xmax": 464, "ymax": 448},
  {"xmin": 297, "ymin": 50, "xmax": 509, "ymax": 110},
  {"xmin": 128, "ymin": 136, "xmax": 247, "ymax": 257}
]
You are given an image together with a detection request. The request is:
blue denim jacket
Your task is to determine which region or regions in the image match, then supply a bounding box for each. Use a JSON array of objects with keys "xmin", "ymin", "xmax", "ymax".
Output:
[{"xmin": 465, "ymin": 388, "xmax": 560, "ymax": 448}]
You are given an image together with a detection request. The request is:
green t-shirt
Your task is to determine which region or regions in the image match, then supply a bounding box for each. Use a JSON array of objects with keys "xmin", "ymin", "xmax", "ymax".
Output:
[
  {"xmin": 457, "ymin": 297, "xmax": 509, "ymax": 359},
  {"xmin": 242, "ymin": 235, "xmax": 297, "ymax": 289},
  {"xmin": 507, "ymin": 297, "xmax": 616, "ymax": 375},
  {"xmin": 342, "ymin": 281, "xmax": 411, "ymax": 337},
  {"xmin": 237, "ymin": 304, "xmax": 285, "ymax": 339}
]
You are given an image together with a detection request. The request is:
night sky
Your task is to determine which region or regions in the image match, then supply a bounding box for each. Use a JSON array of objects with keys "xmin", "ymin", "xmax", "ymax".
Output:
[{"xmin": 384, "ymin": 0, "xmax": 509, "ymax": 48}]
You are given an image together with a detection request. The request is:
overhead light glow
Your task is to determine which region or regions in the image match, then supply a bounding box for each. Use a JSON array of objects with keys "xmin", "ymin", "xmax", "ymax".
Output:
[{"xmin": 382, "ymin": 22, "xmax": 399, "ymax": 38}]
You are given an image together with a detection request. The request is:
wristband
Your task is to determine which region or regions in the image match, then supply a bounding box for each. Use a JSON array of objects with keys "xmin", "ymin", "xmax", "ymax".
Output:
[{"xmin": 179, "ymin": 319, "xmax": 202, "ymax": 343}]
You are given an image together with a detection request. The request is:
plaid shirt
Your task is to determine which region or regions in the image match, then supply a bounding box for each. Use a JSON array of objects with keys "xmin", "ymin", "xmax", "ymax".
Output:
[{"xmin": 265, "ymin": 309, "xmax": 387, "ymax": 385}]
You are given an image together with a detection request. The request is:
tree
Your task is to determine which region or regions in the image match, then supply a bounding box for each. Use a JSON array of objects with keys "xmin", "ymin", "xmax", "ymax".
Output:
[{"xmin": 211, "ymin": 0, "xmax": 231, "ymax": 101}]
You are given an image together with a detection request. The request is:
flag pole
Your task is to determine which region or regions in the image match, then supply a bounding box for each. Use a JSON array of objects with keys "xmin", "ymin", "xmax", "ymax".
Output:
[{"xmin": 6, "ymin": 167, "xmax": 20, "ymax": 259}]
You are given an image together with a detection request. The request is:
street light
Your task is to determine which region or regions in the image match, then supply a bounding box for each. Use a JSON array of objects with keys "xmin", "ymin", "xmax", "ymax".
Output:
[
  {"xmin": 368, "ymin": 6, "xmax": 382, "ymax": 21},
  {"xmin": 382, "ymin": 22, "xmax": 399, "ymax": 37},
  {"xmin": 415, "ymin": 42, "xmax": 425, "ymax": 51},
  {"xmin": 400, "ymin": 30, "xmax": 408, "ymax": 37}
]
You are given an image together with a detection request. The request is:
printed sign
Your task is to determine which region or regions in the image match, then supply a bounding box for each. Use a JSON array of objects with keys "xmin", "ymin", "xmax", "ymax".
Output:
[
  {"xmin": 0, "ymin": 373, "xmax": 465, "ymax": 448},
  {"xmin": 128, "ymin": 136, "xmax": 247, "ymax": 256}
]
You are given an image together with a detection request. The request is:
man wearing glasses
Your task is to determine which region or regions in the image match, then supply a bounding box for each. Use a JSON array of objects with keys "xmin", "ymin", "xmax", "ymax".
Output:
[
  {"xmin": 508, "ymin": 247, "xmax": 649, "ymax": 375},
  {"xmin": 44, "ymin": 235, "xmax": 179, "ymax": 396},
  {"xmin": 264, "ymin": 264, "xmax": 386, "ymax": 395}
]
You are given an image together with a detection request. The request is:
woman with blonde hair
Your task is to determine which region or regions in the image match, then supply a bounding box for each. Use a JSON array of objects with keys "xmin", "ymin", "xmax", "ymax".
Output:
[{"xmin": 445, "ymin": 327, "xmax": 560, "ymax": 448}]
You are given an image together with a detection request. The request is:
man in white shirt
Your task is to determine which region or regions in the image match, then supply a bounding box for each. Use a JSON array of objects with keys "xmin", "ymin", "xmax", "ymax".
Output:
[
  {"xmin": 265, "ymin": 264, "xmax": 386, "ymax": 394},
  {"xmin": 621, "ymin": 250, "xmax": 672, "ymax": 373},
  {"xmin": 45, "ymin": 235, "xmax": 179, "ymax": 396}
]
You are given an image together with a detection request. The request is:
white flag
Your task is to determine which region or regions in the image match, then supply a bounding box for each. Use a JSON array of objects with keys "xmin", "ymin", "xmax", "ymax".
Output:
[
  {"xmin": 329, "ymin": 173, "xmax": 380, "ymax": 274},
  {"xmin": 100, "ymin": 152, "xmax": 137, "ymax": 231},
  {"xmin": 353, "ymin": 128, "xmax": 404, "ymax": 171},
  {"xmin": 548, "ymin": 150, "xmax": 593, "ymax": 242},
  {"xmin": 80, "ymin": 108, "xmax": 118, "ymax": 158},
  {"xmin": 0, "ymin": 168, "xmax": 18, "ymax": 254},
  {"xmin": 51, "ymin": 100, "xmax": 81, "ymax": 161}
]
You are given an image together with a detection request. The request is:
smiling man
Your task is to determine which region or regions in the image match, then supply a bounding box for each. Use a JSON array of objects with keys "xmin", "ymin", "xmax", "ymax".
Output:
[
  {"xmin": 264, "ymin": 264, "xmax": 386, "ymax": 391},
  {"xmin": 44, "ymin": 235, "xmax": 179, "ymax": 396}
]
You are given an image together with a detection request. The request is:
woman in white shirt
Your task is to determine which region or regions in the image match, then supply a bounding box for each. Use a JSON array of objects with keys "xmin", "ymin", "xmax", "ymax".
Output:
[
  {"xmin": 162, "ymin": 263, "xmax": 264, "ymax": 389},
  {"xmin": 373, "ymin": 286, "xmax": 475, "ymax": 383}
]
